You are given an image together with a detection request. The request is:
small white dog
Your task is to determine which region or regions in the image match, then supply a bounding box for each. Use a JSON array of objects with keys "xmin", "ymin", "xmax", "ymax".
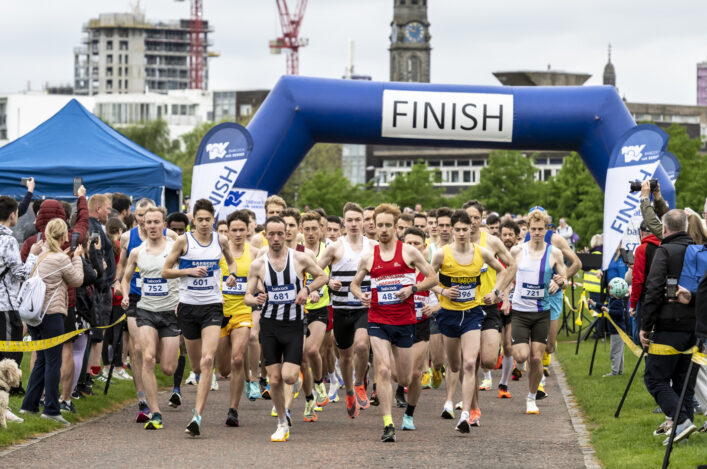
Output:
[{"xmin": 0, "ymin": 358, "xmax": 22, "ymax": 428}]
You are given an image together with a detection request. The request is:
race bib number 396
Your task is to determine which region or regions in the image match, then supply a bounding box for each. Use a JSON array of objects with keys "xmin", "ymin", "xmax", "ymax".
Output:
[{"xmin": 452, "ymin": 282, "xmax": 476, "ymax": 302}]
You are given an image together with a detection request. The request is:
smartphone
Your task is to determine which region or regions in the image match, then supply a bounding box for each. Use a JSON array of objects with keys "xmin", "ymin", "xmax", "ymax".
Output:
[
  {"xmin": 70, "ymin": 232, "xmax": 80, "ymax": 251},
  {"xmin": 90, "ymin": 230, "xmax": 100, "ymax": 244},
  {"xmin": 20, "ymin": 177, "xmax": 30, "ymax": 186},
  {"xmin": 73, "ymin": 177, "xmax": 83, "ymax": 196},
  {"xmin": 666, "ymin": 276, "xmax": 678, "ymax": 300},
  {"xmin": 37, "ymin": 232, "xmax": 42, "ymax": 242}
]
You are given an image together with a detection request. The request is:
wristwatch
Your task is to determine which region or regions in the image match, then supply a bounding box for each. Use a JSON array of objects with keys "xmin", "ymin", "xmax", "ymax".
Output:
[
  {"xmin": 493, "ymin": 288, "xmax": 500, "ymax": 297},
  {"xmin": 411, "ymin": 285, "xmax": 418, "ymax": 293}
]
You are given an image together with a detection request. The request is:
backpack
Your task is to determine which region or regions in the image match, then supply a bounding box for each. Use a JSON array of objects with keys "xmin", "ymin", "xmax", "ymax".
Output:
[
  {"xmin": 17, "ymin": 254, "xmax": 71, "ymax": 327},
  {"xmin": 678, "ymin": 243, "xmax": 707, "ymax": 293}
]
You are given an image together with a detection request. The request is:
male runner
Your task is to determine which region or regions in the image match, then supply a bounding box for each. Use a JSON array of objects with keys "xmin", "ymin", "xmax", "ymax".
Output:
[
  {"xmin": 430, "ymin": 210, "xmax": 511, "ymax": 433},
  {"xmin": 115, "ymin": 198, "xmax": 177, "ymax": 422},
  {"xmin": 326, "ymin": 216, "xmax": 342, "ymax": 243},
  {"xmin": 318, "ymin": 202, "xmax": 377, "ymax": 418},
  {"xmin": 120, "ymin": 207, "xmax": 180, "ymax": 430},
  {"xmin": 251, "ymin": 195, "xmax": 287, "ymax": 249},
  {"xmin": 413, "ymin": 213, "xmax": 427, "ymax": 232},
  {"xmin": 426, "ymin": 209, "xmax": 440, "ymax": 250},
  {"xmin": 401, "ymin": 227, "xmax": 440, "ymax": 430},
  {"xmin": 363, "ymin": 206, "xmax": 377, "ymax": 240},
  {"xmin": 503, "ymin": 209, "xmax": 567, "ymax": 414},
  {"xmin": 395, "ymin": 213, "xmax": 414, "ymax": 241},
  {"xmin": 218, "ymin": 210, "xmax": 260, "ymax": 426},
  {"xmin": 497, "ymin": 219, "xmax": 521, "ymax": 397},
  {"xmin": 162, "ymin": 199, "xmax": 239, "ymax": 436},
  {"xmin": 244, "ymin": 216, "xmax": 328, "ymax": 442},
  {"xmin": 485, "ymin": 214, "xmax": 501, "ymax": 238},
  {"xmin": 350, "ymin": 204, "xmax": 437, "ymax": 442}
]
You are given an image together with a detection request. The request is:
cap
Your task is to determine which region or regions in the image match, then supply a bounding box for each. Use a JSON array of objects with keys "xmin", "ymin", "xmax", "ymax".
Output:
[{"xmin": 528, "ymin": 205, "xmax": 546, "ymax": 214}]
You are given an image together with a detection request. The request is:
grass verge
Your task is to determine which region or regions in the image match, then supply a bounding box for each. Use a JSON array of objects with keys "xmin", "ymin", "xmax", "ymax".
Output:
[
  {"xmin": 556, "ymin": 333, "xmax": 706, "ymax": 468},
  {"xmin": 0, "ymin": 353, "xmax": 176, "ymax": 448}
]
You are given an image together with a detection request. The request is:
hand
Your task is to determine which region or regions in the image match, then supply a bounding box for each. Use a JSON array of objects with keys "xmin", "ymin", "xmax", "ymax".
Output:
[
  {"xmin": 189, "ymin": 266, "xmax": 207, "ymax": 277},
  {"xmin": 26, "ymin": 177, "xmax": 35, "ymax": 193},
  {"xmin": 328, "ymin": 279, "xmax": 342, "ymax": 291},
  {"xmin": 102, "ymin": 260, "xmax": 107, "ymax": 269},
  {"xmin": 309, "ymin": 290, "xmax": 320, "ymax": 303},
  {"xmin": 396, "ymin": 285, "xmax": 414, "ymax": 301},
  {"xmin": 77, "ymin": 185, "xmax": 86, "ymax": 198},
  {"xmin": 121, "ymin": 296, "xmax": 129, "ymax": 310},
  {"xmin": 442, "ymin": 286, "xmax": 459, "ymax": 299},
  {"xmin": 421, "ymin": 303, "xmax": 440, "ymax": 317},
  {"xmin": 254, "ymin": 292, "xmax": 267, "ymax": 306},
  {"xmin": 548, "ymin": 279, "xmax": 560, "ymax": 295},
  {"xmin": 30, "ymin": 240, "xmax": 44, "ymax": 255},
  {"xmin": 629, "ymin": 307, "xmax": 636, "ymax": 318},
  {"xmin": 74, "ymin": 244, "xmax": 84, "ymax": 257},
  {"xmin": 641, "ymin": 180, "xmax": 652, "ymax": 199},
  {"xmin": 639, "ymin": 330, "xmax": 650, "ymax": 349},
  {"xmin": 588, "ymin": 298, "xmax": 596, "ymax": 308},
  {"xmin": 596, "ymin": 270, "xmax": 603, "ymax": 279},
  {"xmin": 501, "ymin": 300, "xmax": 510, "ymax": 316},
  {"xmin": 94, "ymin": 235, "xmax": 102, "ymax": 251},
  {"xmin": 653, "ymin": 182, "xmax": 662, "ymax": 200},
  {"xmin": 225, "ymin": 275, "xmax": 236, "ymax": 287},
  {"xmin": 483, "ymin": 291, "xmax": 497, "ymax": 305},
  {"xmin": 600, "ymin": 306, "xmax": 608, "ymax": 313},
  {"xmin": 552, "ymin": 274, "xmax": 566, "ymax": 288},
  {"xmin": 675, "ymin": 285, "xmax": 692, "ymax": 305},
  {"xmin": 360, "ymin": 292, "xmax": 371, "ymax": 308},
  {"xmin": 295, "ymin": 288, "xmax": 309, "ymax": 305}
]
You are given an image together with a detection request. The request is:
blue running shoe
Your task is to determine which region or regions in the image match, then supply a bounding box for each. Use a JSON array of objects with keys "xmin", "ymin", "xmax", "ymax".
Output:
[
  {"xmin": 185, "ymin": 409, "xmax": 202, "ymax": 437},
  {"xmin": 401, "ymin": 414, "xmax": 416, "ymax": 430}
]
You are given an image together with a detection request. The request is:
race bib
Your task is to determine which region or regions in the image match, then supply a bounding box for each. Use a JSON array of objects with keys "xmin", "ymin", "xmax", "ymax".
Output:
[
  {"xmin": 223, "ymin": 276, "xmax": 246, "ymax": 296},
  {"xmin": 143, "ymin": 278, "xmax": 167, "ymax": 297},
  {"xmin": 187, "ymin": 273, "xmax": 217, "ymax": 291},
  {"xmin": 452, "ymin": 281, "xmax": 476, "ymax": 302},
  {"xmin": 377, "ymin": 284, "xmax": 402, "ymax": 305},
  {"xmin": 346, "ymin": 285, "xmax": 370, "ymax": 305},
  {"xmin": 414, "ymin": 294, "xmax": 426, "ymax": 320},
  {"xmin": 267, "ymin": 284, "xmax": 297, "ymax": 305},
  {"xmin": 520, "ymin": 282, "xmax": 544, "ymax": 300}
]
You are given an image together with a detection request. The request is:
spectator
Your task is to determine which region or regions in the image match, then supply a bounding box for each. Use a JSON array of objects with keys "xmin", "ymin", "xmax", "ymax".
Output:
[
  {"xmin": 640, "ymin": 180, "xmax": 668, "ymax": 240},
  {"xmin": 687, "ymin": 213, "xmax": 707, "ymax": 245},
  {"xmin": 124, "ymin": 213, "xmax": 137, "ymax": 230},
  {"xmin": 590, "ymin": 278, "xmax": 628, "ymax": 377},
  {"xmin": 111, "ymin": 193, "xmax": 131, "ymax": 223},
  {"xmin": 414, "ymin": 203, "xmax": 423, "ymax": 213},
  {"xmin": 629, "ymin": 222, "xmax": 660, "ymax": 344},
  {"xmin": 557, "ymin": 218, "xmax": 574, "ymax": 250},
  {"xmin": 606, "ymin": 247, "xmax": 628, "ymax": 284},
  {"xmin": 640, "ymin": 209, "xmax": 699, "ymax": 443},
  {"xmin": 20, "ymin": 218, "xmax": 84, "ymax": 426},
  {"xmin": 17, "ymin": 177, "xmax": 35, "ymax": 218},
  {"xmin": 166, "ymin": 212, "xmax": 188, "ymax": 236},
  {"xmin": 582, "ymin": 234, "xmax": 603, "ymax": 306}
]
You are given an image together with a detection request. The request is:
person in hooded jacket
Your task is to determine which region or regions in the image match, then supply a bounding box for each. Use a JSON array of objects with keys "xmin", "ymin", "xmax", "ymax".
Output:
[{"xmin": 630, "ymin": 222, "xmax": 661, "ymax": 344}]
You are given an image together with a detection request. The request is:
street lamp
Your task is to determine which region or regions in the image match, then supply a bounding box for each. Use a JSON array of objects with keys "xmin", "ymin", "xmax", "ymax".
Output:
[{"xmin": 366, "ymin": 165, "xmax": 381, "ymax": 192}]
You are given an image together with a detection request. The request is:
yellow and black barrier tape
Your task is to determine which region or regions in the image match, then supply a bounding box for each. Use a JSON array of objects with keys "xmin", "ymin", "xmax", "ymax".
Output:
[{"xmin": 0, "ymin": 314, "xmax": 126, "ymax": 353}]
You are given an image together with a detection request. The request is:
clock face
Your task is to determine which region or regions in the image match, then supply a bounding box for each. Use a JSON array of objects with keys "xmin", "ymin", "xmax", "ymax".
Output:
[{"xmin": 404, "ymin": 21, "xmax": 425, "ymax": 43}]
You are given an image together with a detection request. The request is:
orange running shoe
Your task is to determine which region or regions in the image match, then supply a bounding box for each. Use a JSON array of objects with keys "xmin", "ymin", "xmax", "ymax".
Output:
[
  {"xmin": 354, "ymin": 384, "xmax": 370, "ymax": 409},
  {"xmin": 470, "ymin": 408, "xmax": 481, "ymax": 427},
  {"xmin": 346, "ymin": 393, "xmax": 359, "ymax": 419},
  {"xmin": 494, "ymin": 353, "xmax": 503, "ymax": 370},
  {"xmin": 498, "ymin": 384, "xmax": 512, "ymax": 399}
]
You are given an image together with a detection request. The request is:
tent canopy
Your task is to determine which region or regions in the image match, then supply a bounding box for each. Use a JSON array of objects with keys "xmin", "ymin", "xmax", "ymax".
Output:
[{"xmin": 0, "ymin": 99, "xmax": 182, "ymax": 205}]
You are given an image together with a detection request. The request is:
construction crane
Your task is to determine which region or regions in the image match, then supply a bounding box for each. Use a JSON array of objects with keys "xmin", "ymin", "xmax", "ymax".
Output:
[
  {"xmin": 176, "ymin": 0, "xmax": 206, "ymax": 89},
  {"xmin": 269, "ymin": 0, "xmax": 308, "ymax": 75}
]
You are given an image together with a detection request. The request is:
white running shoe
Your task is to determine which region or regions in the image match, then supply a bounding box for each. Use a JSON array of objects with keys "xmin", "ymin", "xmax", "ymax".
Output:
[
  {"xmin": 186, "ymin": 371, "xmax": 197, "ymax": 385},
  {"xmin": 271, "ymin": 423, "xmax": 290, "ymax": 442},
  {"xmin": 328, "ymin": 381, "xmax": 339, "ymax": 402},
  {"xmin": 114, "ymin": 368, "xmax": 132, "ymax": 380},
  {"xmin": 526, "ymin": 397, "xmax": 539, "ymax": 415},
  {"xmin": 6, "ymin": 409, "xmax": 23, "ymax": 423},
  {"xmin": 211, "ymin": 372, "xmax": 219, "ymax": 391}
]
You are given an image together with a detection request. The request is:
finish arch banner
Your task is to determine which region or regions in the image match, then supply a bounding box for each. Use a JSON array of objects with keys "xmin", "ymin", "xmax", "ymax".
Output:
[{"xmin": 191, "ymin": 122, "xmax": 266, "ymax": 222}]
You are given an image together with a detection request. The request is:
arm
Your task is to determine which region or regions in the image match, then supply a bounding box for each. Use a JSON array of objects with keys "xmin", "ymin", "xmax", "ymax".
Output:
[
  {"xmin": 396, "ymin": 245, "xmax": 438, "ymax": 300},
  {"xmin": 114, "ymin": 231, "xmax": 130, "ymax": 293},
  {"xmin": 72, "ymin": 190, "xmax": 89, "ymax": 244},
  {"xmin": 17, "ymin": 186, "xmax": 34, "ymax": 218},
  {"xmin": 90, "ymin": 244, "xmax": 106, "ymax": 290},
  {"xmin": 166, "ymin": 229, "xmax": 178, "ymax": 240},
  {"xmin": 220, "ymin": 234, "xmax": 238, "ymax": 287},
  {"xmin": 695, "ymin": 273, "xmax": 707, "ymax": 343},
  {"xmin": 349, "ymin": 253, "xmax": 373, "ymax": 308},
  {"xmin": 162, "ymin": 236, "xmax": 201, "ymax": 279},
  {"xmin": 548, "ymin": 248, "xmax": 568, "ymax": 295},
  {"xmin": 62, "ymin": 253, "xmax": 85, "ymax": 288},
  {"xmin": 5, "ymin": 237, "xmax": 39, "ymax": 281},
  {"xmin": 640, "ymin": 246, "xmax": 668, "ymax": 332},
  {"xmin": 318, "ymin": 243, "xmax": 342, "ymax": 290},
  {"xmin": 244, "ymin": 258, "xmax": 266, "ymax": 307},
  {"xmin": 81, "ymin": 256, "xmax": 97, "ymax": 287},
  {"xmin": 629, "ymin": 245, "xmax": 646, "ymax": 310},
  {"xmin": 640, "ymin": 199, "xmax": 663, "ymax": 240},
  {"xmin": 101, "ymin": 229, "xmax": 115, "ymax": 282},
  {"xmin": 480, "ymin": 246, "xmax": 508, "ymax": 303},
  {"xmin": 430, "ymin": 248, "xmax": 459, "ymax": 300},
  {"xmin": 551, "ymin": 233, "xmax": 581, "ymax": 278},
  {"xmin": 120, "ymin": 250, "xmax": 139, "ymax": 309}
]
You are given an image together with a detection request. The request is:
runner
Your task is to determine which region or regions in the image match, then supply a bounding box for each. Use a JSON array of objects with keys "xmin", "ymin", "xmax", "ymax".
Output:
[
  {"xmin": 350, "ymin": 204, "xmax": 437, "ymax": 442},
  {"xmin": 217, "ymin": 210, "xmax": 260, "ymax": 427},
  {"xmin": 162, "ymin": 199, "xmax": 240, "ymax": 436},
  {"xmin": 318, "ymin": 202, "xmax": 377, "ymax": 419},
  {"xmin": 395, "ymin": 213, "xmax": 413, "ymax": 241},
  {"xmin": 497, "ymin": 219, "xmax": 521, "ymax": 398},
  {"xmin": 120, "ymin": 207, "xmax": 180, "ymax": 430},
  {"xmin": 363, "ymin": 206, "xmax": 377, "ymax": 240},
  {"xmin": 425, "ymin": 208, "xmax": 445, "ymax": 390},
  {"xmin": 430, "ymin": 210, "xmax": 511, "ymax": 433},
  {"xmin": 413, "ymin": 212, "xmax": 427, "ymax": 232},
  {"xmin": 401, "ymin": 226, "xmax": 440, "ymax": 431},
  {"xmin": 115, "ymin": 198, "xmax": 177, "ymax": 423},
  {"xmin": 326, "ymin": 215, "xmax": 343, "ymax": 244},
  {"xmin": 503, "ymin": 209, "xmax": 567, "ymax": 414},
  {"xmin": 251, "ymin": 195, "xmax": 287, "ymax": 249},
  {"xmin": 244, "ymin": 216, "xmax": 328, "ymax": 442}
]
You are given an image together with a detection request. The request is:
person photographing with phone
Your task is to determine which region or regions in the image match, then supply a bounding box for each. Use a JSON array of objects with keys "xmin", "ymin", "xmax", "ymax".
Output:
[{"xmin": 639, "ymin": 209, "xmax": 700, "ymax": 445}]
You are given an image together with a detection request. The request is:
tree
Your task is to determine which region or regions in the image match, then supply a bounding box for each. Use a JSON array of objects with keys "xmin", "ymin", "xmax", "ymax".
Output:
[
  {"xmin": 455, "ymin": 150, "xmax": 541, "ymax": 214},
  {"xmin": 297, "ymin": 169, "xmax": 378, "ymax": 215},
  {"xmin": 382, "ymin": 160, "xmax": 445, "ymax": 210},
  {"xmin": 663, "ymin": 124, "xmax": 706, "ymax": 211},
  {"xmin": 279, "ymin": 143, "xmax": 344, "ymax": 206}
]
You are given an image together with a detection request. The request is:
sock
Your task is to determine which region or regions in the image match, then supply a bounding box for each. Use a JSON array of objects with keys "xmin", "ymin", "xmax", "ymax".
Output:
[
  {"xmin": 306, "ymin": 394, "xmax": 314, "ymax": 402},
  {"xmin": 152, "ymin": 412, "xmax": 161, "ymax": 420},
  {"xmin": 445, "ymin": 400, "xmax": 453, "ymax": 409},
  {"xmin": 328, "ymin": 372, "xmax": 337, "ymax": 384},
  {"xmin": 372, "ymin": 383, "xmax": 377, "ymax": 391},
  {"xmin": 500, "ymin": 355, "xmax": 514, "ymax": 386},
  {"xmin": 460, "ymin": 410, "xmax": 470, "ymax": 421},
  {"xmin": 260, "ymin": 377, "xmax": 268, "ymax": 386},
  {"xmin": 483, "ymin": 370, "xmax": 492, "ymax": 381},
  {"xmin": 137, "ymin": 391, "xmax": 146, "ymax": 403},
  {"xmin": 542, "ymin": 352, "xmax": 552, "ymax": 367},
  {"xmin": 346, "ymin": 389, "xmax": 354, "ymax": 396},
  {"xmin": 383, "ymin": 414, "xmax": 393, "ymax": 427},
  {"xmin": 354, "ymin": 380, "xmax": 363, "ymax": 387},
  {"xmin": 174, "ymin": 355, "xmax": 186, "ymax": 387},
  {"xmin": 528, "ymin": 392, "xmax": 536, "ymax": 400},
  {"xmin": 314, "ymin": 379, "xmax": 322, "ymax": 386},
  {"xmin": 396, "ymin": 385, "xmax": 404, "ymax": 395},
  {"xmin": 405, "ymin": 404, "xmax": 416, "ymax": 417},
  {"xmin": 277, "ymin": 417, "xmax": 287, "ymax": 426}
]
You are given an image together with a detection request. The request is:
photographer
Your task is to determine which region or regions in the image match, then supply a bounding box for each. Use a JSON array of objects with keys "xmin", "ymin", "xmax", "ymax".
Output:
[
  {"xmin": 640, "ymin": 209, "xmax": 699, "ymax": 443},
  {"xmin": 639, "ymin": 179, "xmax": 669, "ymax": 240}
]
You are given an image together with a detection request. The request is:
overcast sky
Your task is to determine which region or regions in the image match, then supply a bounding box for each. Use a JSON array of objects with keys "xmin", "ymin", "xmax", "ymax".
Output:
[{"xmin": 1, "ymin": 0, "xmax": 704, "ymax": 105}]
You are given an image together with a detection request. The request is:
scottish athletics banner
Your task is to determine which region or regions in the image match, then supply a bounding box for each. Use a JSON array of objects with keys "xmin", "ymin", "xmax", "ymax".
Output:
[{"xmin": 191, "ymin": 123, "xmax": 267, "ymax": 222}]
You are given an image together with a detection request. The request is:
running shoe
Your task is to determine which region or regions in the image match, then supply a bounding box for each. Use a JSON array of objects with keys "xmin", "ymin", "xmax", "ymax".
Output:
[
  {"xmin": 185, "ymin": 409, "xmax": 201, "ymax": 436},
  {"xmin": 653, "ymin": 419, "xmax": 673, "ymax": 436},
  {"xmin": 381, "ymin": 424, "xmax": 396, "ymax": 442},
  {"xmin": 431, "ymin": 368, "xmax": 443, "ymax": 389},
  {"xmin": 354, "ymin": 384, "xmax": 370, "ymax": 409},
  {"xmin": 136, "ymin": 402, "xmax": 151, "ymax": 423},
  {"xmin": 5, "ymin": 409, "xmax": 23, "ymax": 423},
  {"xmin": 470, "ymin": 408, "xmax": 481, "ymax": 427},
  {"xmin": 41, "ymin": 413, "xmax": 70, "ymax": 426},
  {"xmin": 498, "ymin": 384, "xmax": 512, "ymax": 399},
  {"xmin": 511, "ymin": 367, "xmax": 523, "ymax": 381},
  {"xmin": 261, "ymin": 380, "xmax": 272, "ymax": 400},
  {"xmin": 226, "ymin": 408, "xmax": 239, "ymax": 427},
  {"xmin": 536, "ymin": 384, "xmax": 547, "ymax": 400},
  {"xmin": 394, "ymin": 386, "xmax": 406, "ymax": 408},
  {"xmin": 441, "ymin": 402, "xmax": 455, "ymax": 420},
  {"xmin": 211, "ymin": 372, "xmax": 219, "ymax": 391},
  {"xmin": 244, "ymin": 382, "xmax": 256, "ymax": 401},
  {"xmin": 328, "ymin": 381, "xmax": 339, "ymax": 403},
  {"xmin": 401, "ymin": 414, "xmax": 416, "ymax": 430},
  {"xmin": 286, "ymin": 408, "xmax": 292, "ymax": 427},
  {"xmin": 60, "ymin": 400, "xmax": 77, "ymax": 414},
  {"xmin": 421, "ymin": 369, "xmax": 432, "ymax": 389},
  {"xmin": 698, "ymin": 420, "xmax": 707, "ymax": 433},
  {"xmin": 271, "ymin": 423, "xmax": 289, "ymax": 442},
  {"xmin": 293, "ymin": 372, "xmax": 303, "ymax": 399},
  {"xmin": 526, "ymin": 397, "xmax": 539, "ymax": 415},
  {"xmin": 346, "ymin": 394, "xmax": 359, "ymax": 419},
  {"xmin": 494, "ymin": 353, "xmax": 504, "ymax": 370},
  {"xmin": 304, "ymin": 399, "xmax": 318, "ymax": 422},
  {"xmin": 145, "ymin": 412, "xmax": 163, "ymax": 430},
  {"xmin": 478, "ymin": 378, "xmax": 492, "ymax": 391},
  {"xmin": 543, "ymin": 367, "xmax": 550, "ymax": 377},
  {"xmin": 70, "ymin": 389, "xmax": 81, "ymax": 400},
  {"xmin": 664, "ymin": 419, "xmax": 696, "ymax": 446},
  {"xmin": 455, "ymin": 401, "xmax": 462, "ymax": 410},
  {"xmin": 271, "ymin": 406, "xmax": 278, "ymax": 417},
  {"xmin": 168, "ymin": 389, "xmax": 182, "ymax": 408},
  {"xmin": 114, "ymin": 367, "xmax": 132, "ymax": 381},
  {"xmin": 455, "ymin": 415, "xmax": 470, "ymax": 433},
  {"xmin": 185, "ymin": 371, "xmax": 197, "ymax": 385},
  {"xmin": 370, "ymin": 389, "xmax": 379, "ymax": 406},
  {"xmin": 314, "ymin": 382, "xmax": 330, "ymax": 407}
]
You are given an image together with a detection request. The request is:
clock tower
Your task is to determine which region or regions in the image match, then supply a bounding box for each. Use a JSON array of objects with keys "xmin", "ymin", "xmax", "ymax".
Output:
[{"xmin": 389, "ymin": 0, "xmax": 431, "ymax": 82}]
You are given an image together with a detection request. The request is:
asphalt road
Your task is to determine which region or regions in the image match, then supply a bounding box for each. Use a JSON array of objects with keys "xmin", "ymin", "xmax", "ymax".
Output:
[{"xmin": 4, "ymin": 367, "xmax": 586, "ymax": 468}]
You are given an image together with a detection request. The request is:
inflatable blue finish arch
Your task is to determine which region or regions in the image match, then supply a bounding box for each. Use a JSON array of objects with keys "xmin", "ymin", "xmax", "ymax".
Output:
[{"xmin": 237, "ymin": 75, "xmax": 673, "ymax": 201}]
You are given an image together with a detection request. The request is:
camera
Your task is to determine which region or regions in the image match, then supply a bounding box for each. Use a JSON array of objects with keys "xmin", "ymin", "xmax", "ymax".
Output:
[
  {"xmin": 90, "ymin": 230, "xmax": 100, "ymax": 244},
  {"xmin": 629, "ymin": 178, "xmax": 657, "ymax": 193}
]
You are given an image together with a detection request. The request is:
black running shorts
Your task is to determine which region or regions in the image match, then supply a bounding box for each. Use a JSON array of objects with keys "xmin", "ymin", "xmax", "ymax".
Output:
[
  {"xmin": 259, "ymin": 318, "xmax": 304, "ymax": 366},
  {"xmin": 511, "ymin": 310, "xmax": 550, "ymax": 345},
  {"xmin": 177, "ymin": 302, "xmax": 224, "ymax": 340},
  {"xmin": 332, "ymin": 308, "xmax": 368, "ymax": 350}
]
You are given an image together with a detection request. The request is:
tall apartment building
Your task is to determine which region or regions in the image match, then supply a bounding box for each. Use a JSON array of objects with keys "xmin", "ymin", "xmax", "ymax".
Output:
[
  {"xmin": 74, "ymin": 12, "xmax": 212, "ymax": 95},
  {"xmin": 698, "ymin": 61, "xmax": 707, "ymax": 106}
]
